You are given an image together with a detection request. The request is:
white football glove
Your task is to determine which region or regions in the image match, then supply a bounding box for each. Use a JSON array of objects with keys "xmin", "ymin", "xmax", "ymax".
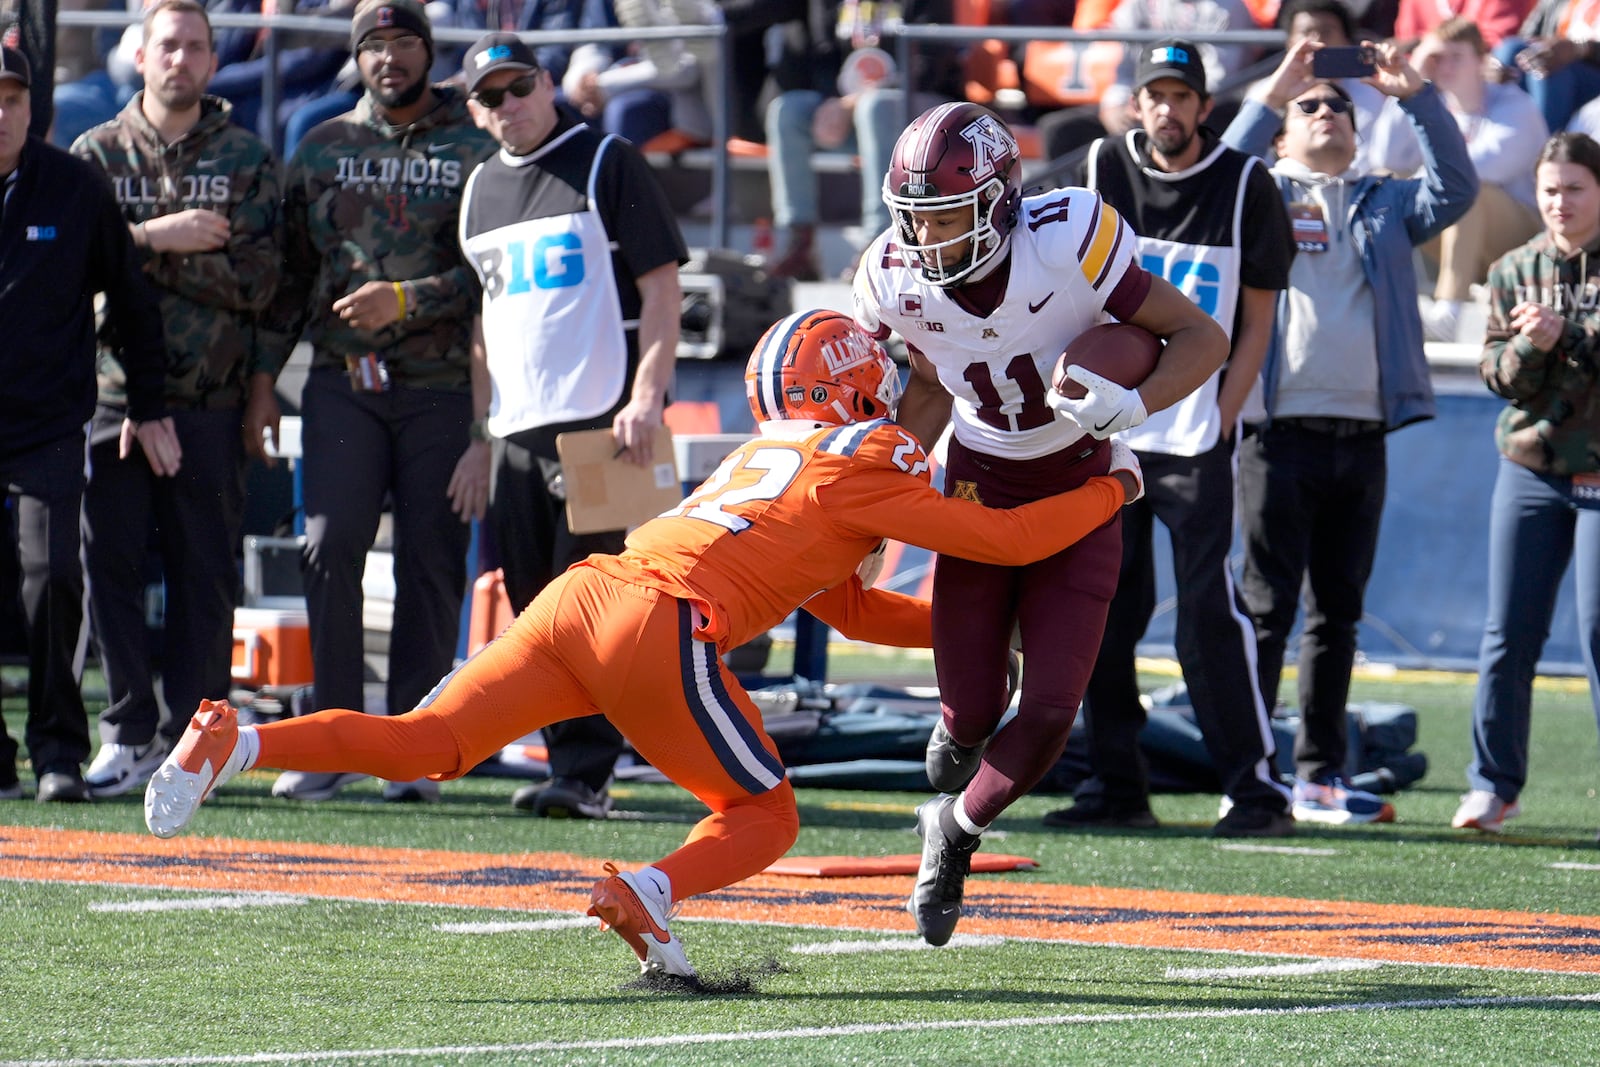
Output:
[
  {"xmin": 1047, "ymin": 364, "xmax": 1149, "ymax": 439},
  {"xmin": 1108, "ymin": 439, "xmax": 1144, "ymax": 505}
]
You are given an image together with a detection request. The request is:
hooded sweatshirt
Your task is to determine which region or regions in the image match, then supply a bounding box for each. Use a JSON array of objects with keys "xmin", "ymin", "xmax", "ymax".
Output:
[
  {"xmin": 72, "ymin": 93, "xmax": 281, "ymax": 412},
  {"xmin": 1481, "ymin": 230, "xmax": 1600, "ymax": 475},
  {"xmin": 260, "ymin": 85, "xmax": 495, "ymax": 390}
]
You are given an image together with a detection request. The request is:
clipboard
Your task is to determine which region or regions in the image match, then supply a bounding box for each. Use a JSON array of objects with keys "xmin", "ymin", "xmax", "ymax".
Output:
[{"xmin": 554, "ymin": 425, "xmax": 682, "ymax": 535}]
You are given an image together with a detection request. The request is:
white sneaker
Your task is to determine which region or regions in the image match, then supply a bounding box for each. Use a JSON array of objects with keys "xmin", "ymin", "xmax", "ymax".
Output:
[
  {"xmin": 382, "ymin": 777, "xmax": 441, "ymax": 803},
  {"xmin": 145, "ymin": 700, "xmax": 250, "ymax": 838},
  {"xmin": 86, "ymin": 739, "xmax": 170, "ymax": 798},
  {"xmin": 271, "ymin": 770, "xmax": 368, "ymax": 801},
  {"xmin": 1421, "ymin": 297, "xmax": 1462, "ymax": 342},
  {"xmin": 1451, "ymin": 789, "xmax": 1521, "ymax": 833}
]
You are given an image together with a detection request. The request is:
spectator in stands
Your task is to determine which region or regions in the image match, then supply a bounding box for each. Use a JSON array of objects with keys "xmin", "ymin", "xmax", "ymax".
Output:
[
  {"xmin": 762, "ymin": 0, "xmax": 964, "ymax": 281},
  {"xmin": 1392, "ymin": 0, "xmax": 1533, "ymax": 50},
  {"xmin": 1044, "ymin": 39, "xmax": 1297, "ymax": 836},
  {"xmin": 257, "ymin": 0, "xmax": 496, "ymax": 803},
  {"xmin": 1255, "ymin": 0, "xmax": 1388, "ymax": 174},
  {"xmin": 0, "ymin": 44, "xmax": 173, "ymax": 803},
  {"xmin": 1371, "ymin": 18, "xmax": 1545, "ymax": 341},
  {"xmin": 1037, "ymin": 0, "xmax": 1265, "ymax": 161},
  {"xmin": 205, "ymin": 0, "xmax": 356, "ymax": 149},
  {"xmin": 456, "ymin": 31, "xmax": 687, "ymax": 818},
  {"xmin": 1224, "ymin": 39, "xmax": 1476, "ymax": 824},
  {"xmin": 51, "ymin": 16, "xmax": 142, "ymax": 148},
  {"xmin": 1493, "ymin": 0, "xmax": 1600, "ymax": 134},
  {"xmin": 563, "ymin": 0, "xmax": 716, "ymax": 147},
  {"xmin": 709, "ymin": 0, "xmax": 804, "ymax": 144},
  {"xmin": 1455, "ymin": 133, "xmax": 1600, "ymax": 835},
  {"xmin": 72, "ymin": 0, "xmax": 283, "ymax": 799}
]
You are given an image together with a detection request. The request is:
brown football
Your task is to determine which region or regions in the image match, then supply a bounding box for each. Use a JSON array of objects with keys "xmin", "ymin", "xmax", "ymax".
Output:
[{"xmin": 1051, "ymin": 323, "xmax": 1163, "ymax": 400}]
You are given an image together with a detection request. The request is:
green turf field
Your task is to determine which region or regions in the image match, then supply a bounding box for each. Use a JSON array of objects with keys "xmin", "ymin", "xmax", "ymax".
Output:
[{"xmin": 1, "ymin": 652, "xmax": 1597, "ymax": 1066}]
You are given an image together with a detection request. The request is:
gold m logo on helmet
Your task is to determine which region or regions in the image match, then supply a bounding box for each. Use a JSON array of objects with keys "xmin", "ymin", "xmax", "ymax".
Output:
[{"xmin": 960, "ymin": 115, "xmax": 1018, "ymax": 184}]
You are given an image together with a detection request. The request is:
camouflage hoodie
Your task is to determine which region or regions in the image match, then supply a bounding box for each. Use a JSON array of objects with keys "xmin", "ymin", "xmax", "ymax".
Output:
[
  {"xmin": 261, "ymin": 85, "xmax": 495, "ymax": 391},
  {"xmin": 72, "ymin": 93, "xmax": 281, "ymax": 411},
  {"xmin": 1481, "ymin": 230, "xmax": 1600, "ymax": 475}
]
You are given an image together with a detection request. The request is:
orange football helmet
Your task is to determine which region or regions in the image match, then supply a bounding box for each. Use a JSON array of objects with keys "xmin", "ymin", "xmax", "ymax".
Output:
[{"xmin": 745, "ymin": 309, "xmax": 902, "ymax": 426}]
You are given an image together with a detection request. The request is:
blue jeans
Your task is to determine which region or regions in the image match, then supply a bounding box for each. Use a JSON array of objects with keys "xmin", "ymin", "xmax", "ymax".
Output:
[
  {"xmin": 764, "ymin": 87, "xmax": 924, "ymax": 235},
  {"xmin": 51, "ymin": 71, "xmax": 135, "ymax": 148},
  {"xmin": 1492, "ymin": 36, "xmax": 1600, "ymax": 132},
  {"xmin": 1468, "ymin": 457, "xmax": 1600, "ymax": 800}
]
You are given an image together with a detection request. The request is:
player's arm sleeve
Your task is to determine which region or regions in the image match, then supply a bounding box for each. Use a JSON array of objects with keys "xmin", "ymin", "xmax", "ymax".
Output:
[
  {"xmin": 803, "ymin": 581, "xmax": 933, "ymax": 648},
  {"xmin": 1239, "ymin": 159, "xmax": 1294, "ymax": 292},
  {"xmin": 1039, "ymin": 190, "xmax": 1150, "ymax": 321},
  {"xmin": 824, "ymin": 467, "xmax": 1126, "ymax": 567}
]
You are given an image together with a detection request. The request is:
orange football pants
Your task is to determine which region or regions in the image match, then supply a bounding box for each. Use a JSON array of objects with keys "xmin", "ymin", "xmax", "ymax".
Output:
[{"xmin": 254, "ymin": 566, "xmax": 799, "ymax": 900}]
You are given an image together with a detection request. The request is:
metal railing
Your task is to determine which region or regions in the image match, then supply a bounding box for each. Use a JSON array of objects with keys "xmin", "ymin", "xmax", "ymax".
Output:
[{"xmin": 53, "ymin": 12, "xmax": 1288, "ymax": 246}]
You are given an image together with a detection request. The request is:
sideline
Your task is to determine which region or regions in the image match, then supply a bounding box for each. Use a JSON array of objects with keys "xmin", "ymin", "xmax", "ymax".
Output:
[{"xmin": 4, "ymin": 826, "xmax": 1600, "ymax": 975}]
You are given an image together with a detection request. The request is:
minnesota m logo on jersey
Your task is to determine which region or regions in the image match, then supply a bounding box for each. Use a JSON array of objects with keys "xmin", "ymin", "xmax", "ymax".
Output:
[{"xmin": 960, "ymin": 113, "xmax": 1018, "ymax": 184}]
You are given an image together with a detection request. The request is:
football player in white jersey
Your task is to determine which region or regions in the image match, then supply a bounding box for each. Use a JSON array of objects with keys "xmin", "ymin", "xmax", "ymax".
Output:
[{"xmin": 852, "ymin": 100, "xmax": 1228, "ymax": 946}]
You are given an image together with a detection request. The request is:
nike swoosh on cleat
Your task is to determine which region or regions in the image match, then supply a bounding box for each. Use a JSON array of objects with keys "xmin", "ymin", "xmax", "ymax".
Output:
[{"xmin": 1028, "ymin": 292, "xmax": 1055, "ymax": 313}]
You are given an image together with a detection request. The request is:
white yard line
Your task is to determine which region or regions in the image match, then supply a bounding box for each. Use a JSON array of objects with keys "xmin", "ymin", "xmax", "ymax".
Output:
[
  {"xmin": 1166, "ymin": 959, "xmax": 1386, "ymax": 979},
  {"xmin": 87, "ymin": 894, "xmax": 306, "ymax": 913},
  {"xmin": 789, "ymin": 934, "xmax": 1004, "ymax": 954},
  {"xmin": 7, "ymin": 993, "xmax": 1600, "ymax": 1067}
]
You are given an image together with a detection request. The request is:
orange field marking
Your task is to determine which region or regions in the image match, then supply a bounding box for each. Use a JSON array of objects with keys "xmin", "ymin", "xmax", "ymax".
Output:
[{"xmin": 6, "ymin": 826, "xmax": 1599, "ymax": 975}]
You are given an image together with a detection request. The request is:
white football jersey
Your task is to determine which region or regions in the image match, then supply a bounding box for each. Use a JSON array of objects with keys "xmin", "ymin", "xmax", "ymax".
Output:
[{"xmin": 853, "ymin": 188, "xmax": 1140, "ymax": 461}]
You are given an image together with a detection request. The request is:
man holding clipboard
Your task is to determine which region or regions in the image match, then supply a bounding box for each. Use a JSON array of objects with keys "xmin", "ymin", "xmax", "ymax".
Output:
[{"xmin": 453, "ymin": 31, "xmax": 688, "ymax": 818}]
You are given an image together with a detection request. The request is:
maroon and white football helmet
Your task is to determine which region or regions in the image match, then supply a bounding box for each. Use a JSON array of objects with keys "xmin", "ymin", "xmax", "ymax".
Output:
[{"xmin": 881, "ymin": 101, "xmax": 1023, "ymax": 288}]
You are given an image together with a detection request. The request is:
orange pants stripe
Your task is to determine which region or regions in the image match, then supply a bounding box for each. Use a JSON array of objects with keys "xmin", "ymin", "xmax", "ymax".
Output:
[{"xmin": 254, "ymin": 567, "xmax": 799, "ymax": 900}]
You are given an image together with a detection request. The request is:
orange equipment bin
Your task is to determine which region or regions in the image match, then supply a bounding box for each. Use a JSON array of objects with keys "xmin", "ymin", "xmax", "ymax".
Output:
[
  {"xmin": 468, "ymin": 568, "xmax": 517, "ymax": 656},
  {"xmin": 231, "ymin": 606, "xmax": 315, "ymax": 690}
]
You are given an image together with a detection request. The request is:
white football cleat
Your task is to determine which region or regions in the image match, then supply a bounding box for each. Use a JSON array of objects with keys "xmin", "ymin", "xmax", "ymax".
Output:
[{"xmin": 145, "ymin": 700, "xmax": 250, "ymax": 838}]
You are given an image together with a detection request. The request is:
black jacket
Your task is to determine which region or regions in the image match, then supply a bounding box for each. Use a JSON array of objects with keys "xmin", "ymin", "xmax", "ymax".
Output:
[{"xmin": 0, "ymin": 136, "xmax": 165, "ymax": 459}]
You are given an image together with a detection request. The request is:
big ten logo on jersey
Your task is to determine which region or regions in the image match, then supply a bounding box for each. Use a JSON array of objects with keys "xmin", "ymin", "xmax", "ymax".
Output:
[
  {"xmin": 113, "ymin": 174, "xmax": 231, "ymax": 206},
  {"xmin": 1139, "ymin": 251, "xmax": 1221, "ymax": 318},
  {"xmin": 334, "ymin": 153, "xmax": 463, "ymax": 193},
  {"xmin": 474, "ymin": 234, "xmax": 585, "ymax": 300}
]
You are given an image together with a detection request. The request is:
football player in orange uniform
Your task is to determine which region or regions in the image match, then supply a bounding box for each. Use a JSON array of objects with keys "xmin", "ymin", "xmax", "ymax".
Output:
[{"xmin": 144, "ymin": 309, "xmax": 1144, "ymax": 979}]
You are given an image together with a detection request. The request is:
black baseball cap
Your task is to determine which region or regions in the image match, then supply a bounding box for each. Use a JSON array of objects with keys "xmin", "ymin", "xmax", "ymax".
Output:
[
  {"xmin": 0, "ymin": 45, "xmax": 30, "ymax": 88},
  {"xmin": 1135, "ymin": 38, "xmax": 1208, "ymax": 96},
  {"xmin": 462, "ymin": 32, "xmax": 540, "ymax": 94}
]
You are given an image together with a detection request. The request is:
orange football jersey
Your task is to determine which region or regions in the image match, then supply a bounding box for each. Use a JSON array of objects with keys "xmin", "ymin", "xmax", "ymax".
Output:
[{"xmin": 583, "ymin": 418, "xmax": 1125, "ymax": 651}]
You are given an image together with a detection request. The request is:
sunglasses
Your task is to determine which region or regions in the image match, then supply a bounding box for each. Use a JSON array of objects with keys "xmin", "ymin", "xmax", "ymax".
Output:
[
  {"xmin": 1293, "ymin": 95, "xmax": 1352, "ymax": 116},
  {"xmin": 472, "ymin": 73, "xmax": 540, "ymax": 109}
]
